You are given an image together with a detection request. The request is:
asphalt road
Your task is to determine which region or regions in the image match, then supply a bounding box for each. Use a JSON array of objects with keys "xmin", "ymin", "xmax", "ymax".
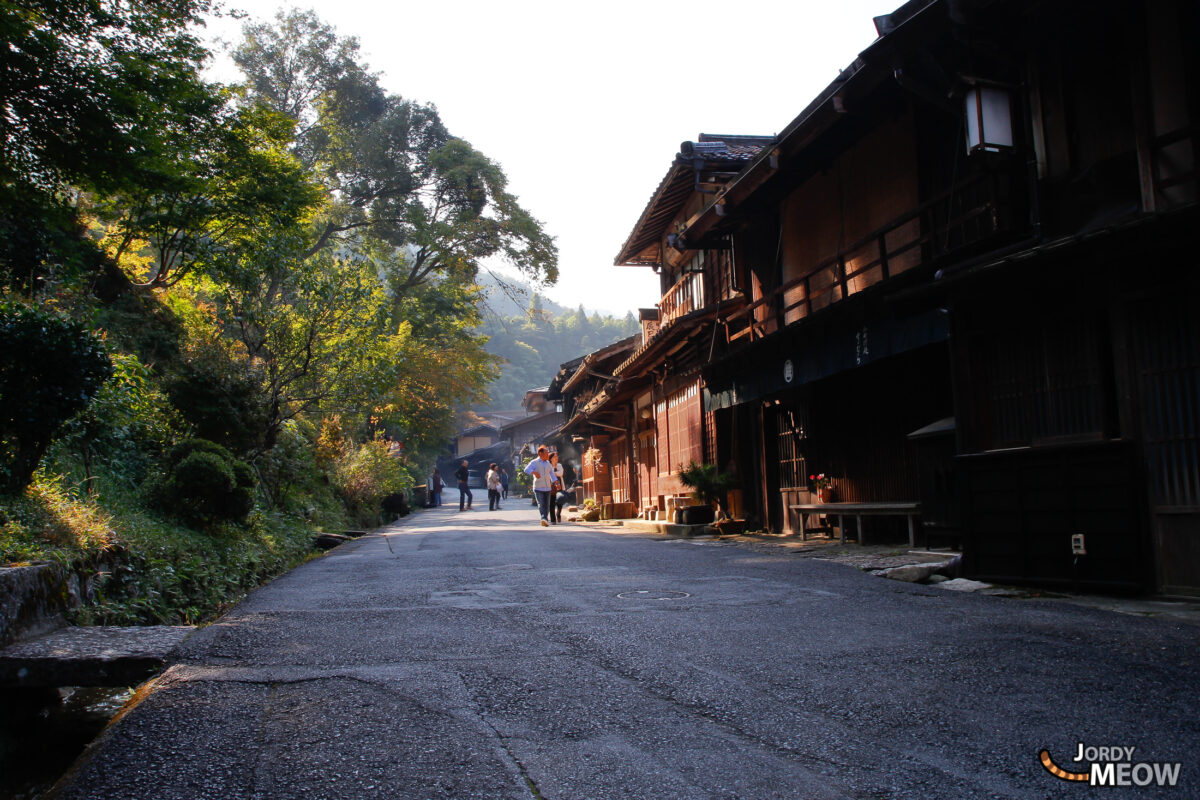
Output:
[{"xmin": 51, "ymin": 506, "xmax": 1199, "ymax": 799}]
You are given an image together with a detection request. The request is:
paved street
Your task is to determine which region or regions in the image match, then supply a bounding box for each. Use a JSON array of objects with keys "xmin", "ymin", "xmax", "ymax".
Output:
[{"xmin": 53, "ymin": 506, "xmax": 1199, "ymax": 799}]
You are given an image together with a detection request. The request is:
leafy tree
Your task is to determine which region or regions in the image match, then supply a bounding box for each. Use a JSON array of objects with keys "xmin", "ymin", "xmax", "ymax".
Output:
[
  {"xmin": 206, "ymin": 248, "xmax": 393, "ymax": 455},
  {"xmin": 233, "ymin": 9, "xmax": 558, "ymax": 291},
  {"xmin": 332, "ymin": 437, "xmax": 409, "ymax": 526},
  {"xmin": 94, "ymin": 102, "xmax": 324, "ymax": 291},
  {"xmin": 161, "ymin": 331, "xmax": 270, "ymax": 457},
  {"xmin": 371, "ymin": 275, "xmax": 497, "ymax": 470},
  {"xmin": 0, "ymin": 0, "xmax": 218, "ymax": 290},
  {"xmin": 0, "ymin": 303, "xmax": 113, "ymax": 493}
]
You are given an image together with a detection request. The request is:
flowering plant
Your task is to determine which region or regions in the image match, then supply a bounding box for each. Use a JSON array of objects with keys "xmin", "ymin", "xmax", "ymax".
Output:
[
  {"xmin": 583, "ymin": 497, "xmax": 596, "ymax": 509},
  {"xmin": 583, "ymin": 447, "xmax": 603, "ymax": 467},
  {"xmin": 809, "ymin": 473, "xmax": 832, "ymax": 490}
]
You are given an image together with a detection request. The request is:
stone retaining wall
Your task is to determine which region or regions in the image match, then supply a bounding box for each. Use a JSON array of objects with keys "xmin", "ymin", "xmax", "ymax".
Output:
[{"xmin": 0, "ymin": 564, "xmax": 73, "ymax": 647}]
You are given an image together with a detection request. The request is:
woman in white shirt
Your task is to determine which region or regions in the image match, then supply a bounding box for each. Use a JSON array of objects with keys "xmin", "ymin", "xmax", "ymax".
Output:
[
  {"xmin": 548, "ymin": 452, "xmax": 565, "ymax": 524},
  {"xmin": 486, "ymin": 463, "xmax": 502, "ymax": 510}
]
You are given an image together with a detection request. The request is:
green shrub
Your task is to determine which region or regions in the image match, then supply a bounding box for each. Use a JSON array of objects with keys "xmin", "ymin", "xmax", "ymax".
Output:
[
  {"xmin": 0, "ymin": 302, "xmax": 113, "ymax": 493},
  {"xmin": 146, "ymin": 438, "xmax": 256, "ymax": 525},
  {"xmin": 332, "ymin": 439, "xmax": 409, "ymax": 526}
]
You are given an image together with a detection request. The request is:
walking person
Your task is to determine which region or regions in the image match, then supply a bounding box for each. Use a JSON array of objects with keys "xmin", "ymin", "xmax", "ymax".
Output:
[
  {"xmin": 486, "ymin": 462, "xmax": 502, "ymax": 510},
  {"xmin": 547, "ymin": 452, "xmax": 565, "ymax": 524},
  {"xmin": 524, "ymin": 445, "xmax": 556, "ymax": 526},
  {"xmin": 430, "ymin": 469, "xmax": 444, "ymax": 507},
  {"xmin": 500, "ymin": 468, "xmax": 509, "ymax": 500},
  {"xmin": 455, "ymin": 459, "xmax": 472, "ymax": 511},
  {"xmin": 556, "ymin": 470, "xmax": 577, "ymax": 522}
]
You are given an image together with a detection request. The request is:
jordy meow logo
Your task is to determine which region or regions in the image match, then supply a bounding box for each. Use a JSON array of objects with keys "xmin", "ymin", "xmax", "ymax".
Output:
[{"xmin": 1040, "ymin": 742, "xmax": 1182, "ymax": 787}]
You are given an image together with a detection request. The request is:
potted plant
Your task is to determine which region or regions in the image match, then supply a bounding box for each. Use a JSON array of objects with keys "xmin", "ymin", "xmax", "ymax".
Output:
[
  {"xmin": 581, "ymin": 497, "xmax": 601, "ymax": 522},
  {"xmin": 677, "ymin": 461, "xmax": 738, "ymax": 525},
  {"xmin": 810, "ymin": 473, "xmax": 834, "ymax": 503}
]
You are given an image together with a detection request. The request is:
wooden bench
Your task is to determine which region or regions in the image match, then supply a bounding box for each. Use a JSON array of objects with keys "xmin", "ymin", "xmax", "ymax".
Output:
[{"xmin": 788, "ymin": 502, "xmax": 921, "ymax": 546}]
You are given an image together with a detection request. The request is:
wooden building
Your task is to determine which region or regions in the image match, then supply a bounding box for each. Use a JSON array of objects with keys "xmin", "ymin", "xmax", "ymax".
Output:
[
  {"xmin": 546, "ymin": 336, "xmax": 640, "ymax": 509},
  {"xmin": 498, "ymin": 388, "xmax": 564, "ymax": 459},
  {"xmin": 583, "ymin": 0, "xmax": 1199, "ymax": 595},
  {"xmin": 454, "ymin": 424, "xmax": 500, "ymax": 458}
]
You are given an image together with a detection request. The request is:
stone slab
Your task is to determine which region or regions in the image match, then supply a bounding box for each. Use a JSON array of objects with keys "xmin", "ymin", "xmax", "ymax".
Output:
[
  {"xmin": 930, "ymin": 578, "xmax": 994, "ymax": 593},
  {"xmin": 0, "ymin": 625, "xmax": 195, "ymax": 687},
  {"xmin": 879, "ymin": 561, "xmax": 955, "ymax": 583}
]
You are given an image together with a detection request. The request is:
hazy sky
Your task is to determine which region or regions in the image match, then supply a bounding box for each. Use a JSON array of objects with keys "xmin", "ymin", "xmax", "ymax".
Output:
[{"xmin": 203, "ymin": 1, "xmax": 894, "ymax": 315}]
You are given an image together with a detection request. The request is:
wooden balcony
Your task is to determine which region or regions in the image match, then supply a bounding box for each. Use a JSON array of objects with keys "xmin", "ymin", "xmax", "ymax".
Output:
[
  {"xmin": 659, "ymin": 271, "xmax": 706, "ymax": 330},
  {"xmin": 725, "ymin": 172, "xmax": 1022, "ymax": 345},
  {"xmin": 1150, "ymin": 124, "xmax": 1199, "ymax": 210}
]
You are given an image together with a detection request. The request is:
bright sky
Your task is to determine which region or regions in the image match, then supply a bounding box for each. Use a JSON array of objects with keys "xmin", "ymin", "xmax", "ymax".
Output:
[{"xmin": 203, "ymin": 1, "xmax": 894, "ymax": 316}]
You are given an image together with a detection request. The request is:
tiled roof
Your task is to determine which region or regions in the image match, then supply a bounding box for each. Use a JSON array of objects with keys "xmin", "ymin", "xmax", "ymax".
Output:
[{"xmin": 615, "ymin": 134, "xmax": 774, "ymax": 267}]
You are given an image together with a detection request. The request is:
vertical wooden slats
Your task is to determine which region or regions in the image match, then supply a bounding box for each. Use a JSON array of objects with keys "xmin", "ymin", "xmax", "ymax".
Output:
[
  {"xmin": 980, "ymin": 318, "xmax": 1109, "ymax": 448},
  {"xmin": 775, "ymin": 407, "xmax": 808, "ymax": 491},
  {"xmin": 1134, "ymin": 301, "xmax": 1200, "ymax": 508}
]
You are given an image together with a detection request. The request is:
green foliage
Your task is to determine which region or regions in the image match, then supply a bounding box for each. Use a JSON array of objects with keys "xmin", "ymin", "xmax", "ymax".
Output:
[
  {"xmin": 1, "ymin": 0, "xmax": 564, "ymax": 629},
  {"xmin": 207, "ymin": 250, "xmax": 393, "ymax": 451},
  {"xmin": 235, "ymin": 9, "xmax": 558, "ymax": 288},
  {"xmin": 145, "ymin": 439, "xmax": 256, "ymax": 526},
  {"xmin": 0, "ymin": 472, "xmax": 114, "ymax": 564},
  {"xmin": 51, "ymin": 351, "xmax": 187, "ymax": 490},
  {"xmin": 370, "ymin": 274, "xmax": 498, "ymax": 469},
  {"xmin": 0, "ymin": 0, "xmax": 217, "ymax": 289},
  {"xmin": 677, "ymin": 461, "xmax": 739, "ymax": 513},
  {"xmin": 332, "ymin": 438, "xmax": 410, "ymax": 527},
  {"xmin": 162, "ymin": 334, "xmax": 269, "ymax": 456},
  {"xmin": 254, "ymin": 419, "xmax": 339, "ymax": 520},
  {"xmin": 0, "ymin": 302, "xmax": 113, "ymax": 493},
  {"xmin": 0, "ymin": 473, "xmax": 318, "ymax": 626},
  {"xmin": 95, "ymin": 101, "xmax": 323, "ymax": 290}
]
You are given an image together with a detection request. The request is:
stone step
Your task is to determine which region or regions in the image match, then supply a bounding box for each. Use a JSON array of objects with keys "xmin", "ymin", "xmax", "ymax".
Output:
[{"xmin": 0, "ymin": 625, "xmax": 195, "ymax": 688}]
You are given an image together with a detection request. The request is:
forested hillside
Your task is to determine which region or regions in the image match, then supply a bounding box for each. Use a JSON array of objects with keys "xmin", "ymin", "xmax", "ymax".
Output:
[
  {"xmin": 0, "ymin": 3, "xmax": 557, "ymax": 623},
  {"xmin": 476, "ymin": 279, "xmax": 639, "ymax": 408}
]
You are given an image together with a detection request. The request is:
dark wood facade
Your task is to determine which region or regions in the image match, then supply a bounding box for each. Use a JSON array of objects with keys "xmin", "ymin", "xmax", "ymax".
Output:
[{"xmin": 563, "ymin": 0, "xmax": 1198, "ymax": 594}]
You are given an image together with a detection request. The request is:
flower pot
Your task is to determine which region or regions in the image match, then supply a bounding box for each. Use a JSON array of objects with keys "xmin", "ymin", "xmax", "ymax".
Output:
[
  {"xmin": 817, "ymin": 487, "xmax": 835, "ymax": 503},
  {"xmin": 712, "ymin": 519, "xmax": 745, "ymax": 536},
  {"xmin": 680, "ymin": 505, "xmax": 715, "ymax": 525}
]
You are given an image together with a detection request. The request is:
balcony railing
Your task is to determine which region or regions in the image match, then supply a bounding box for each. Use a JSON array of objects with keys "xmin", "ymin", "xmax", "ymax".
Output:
[
  {"xmin": 725, "ymin": 171, "xmax": 1020, "ymax": 345},
  {"xmin": 659, "ymin": 270, "xmax": 706, "ymax": 330},
  {"xmin": 1150, "ymin": 125, "xmax": 1198, "ymax": 209}
]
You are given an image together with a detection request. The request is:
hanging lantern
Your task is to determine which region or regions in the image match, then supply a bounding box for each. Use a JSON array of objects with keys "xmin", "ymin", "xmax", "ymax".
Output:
[{"xmin": 964, "ymin": 82, "xmax": 1015, "ymax": 155}]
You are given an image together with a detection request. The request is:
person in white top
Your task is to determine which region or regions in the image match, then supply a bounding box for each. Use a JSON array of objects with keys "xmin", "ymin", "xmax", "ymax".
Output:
[
  {"xmin": 523, "ymin": 445, "xmax": 556, "ymax": 526},
  {"xmin": 547, "ymin": 452, "xmax": 565, "ymax": 524},
  {"xmin": 486, "ymin": 462, "xmax": 502, "ymax": 510}
]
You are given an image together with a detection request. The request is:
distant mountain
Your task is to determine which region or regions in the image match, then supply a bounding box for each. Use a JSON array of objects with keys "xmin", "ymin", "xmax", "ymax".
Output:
[{"xmin": 475, "ymin": 278, "xmax": 639, "ymax": 410}]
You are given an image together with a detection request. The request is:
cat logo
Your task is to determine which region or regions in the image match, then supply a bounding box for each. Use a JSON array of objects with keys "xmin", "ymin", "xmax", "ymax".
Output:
[{"xmin": 1040, "ymin": 744, "xmax": 1182, "ymax": 787}]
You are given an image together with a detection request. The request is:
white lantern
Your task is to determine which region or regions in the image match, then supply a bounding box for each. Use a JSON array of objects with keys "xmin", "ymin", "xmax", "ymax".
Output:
[{"xmin": 965, "ymin": 83, "xmax": 1014, "ymax": 154}]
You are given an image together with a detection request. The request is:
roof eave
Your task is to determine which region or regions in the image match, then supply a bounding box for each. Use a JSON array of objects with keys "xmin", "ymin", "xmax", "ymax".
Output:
[{"xmin": 679, "ymin": 0, "xmax": 946, "ymax": 246}]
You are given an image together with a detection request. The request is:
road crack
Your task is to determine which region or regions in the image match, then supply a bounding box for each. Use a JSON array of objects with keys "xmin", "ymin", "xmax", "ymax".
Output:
[{"xmin": 454, "ymin": 672, "xmax": 546, "ymax": 800}]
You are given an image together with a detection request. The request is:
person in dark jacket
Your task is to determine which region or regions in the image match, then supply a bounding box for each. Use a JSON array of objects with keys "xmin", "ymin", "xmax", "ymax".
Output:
[{"xmin": 455, "ymin": 459, "xmax": 472, "ymax": 511}]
